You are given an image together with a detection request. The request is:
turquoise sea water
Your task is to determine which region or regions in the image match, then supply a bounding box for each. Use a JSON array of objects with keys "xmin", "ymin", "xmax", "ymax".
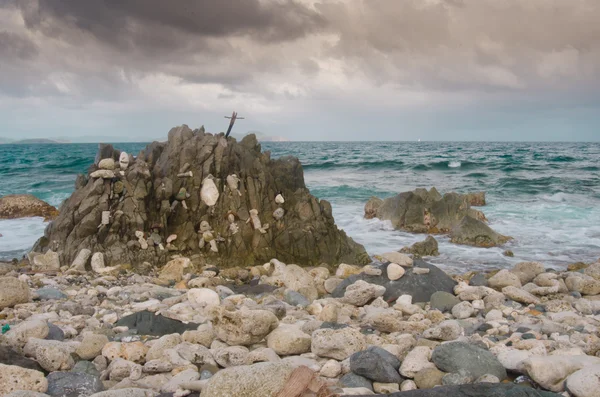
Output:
[{"xmin": 1, "ymin": 141, "xmax": 599, "ymax": 271}]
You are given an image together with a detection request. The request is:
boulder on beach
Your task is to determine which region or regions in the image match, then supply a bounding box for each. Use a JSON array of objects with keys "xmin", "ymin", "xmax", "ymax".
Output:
[
  {"xmin": 33, "ymin": 126, "xmax": 369, "ymax": 268},
  {"xmin": 332, "ymin": 260, "xmax": 457, "ymax": 303},
  {"xmin": 0, "ymin": 194, "xmax": 59, "ymax": 221},
  {"xmin": 364, "ymin": 188, "xmax": 510, "ymax": 247}
]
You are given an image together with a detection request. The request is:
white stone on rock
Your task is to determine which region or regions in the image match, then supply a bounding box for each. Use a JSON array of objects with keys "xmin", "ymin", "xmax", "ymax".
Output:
[
  {"xmin": 311, "ymin": 327, "xmax": 366, "ymax": 360},
  {"xmin": 387, "ymin": 263, "xmax": 405, "ymax": 281},
  {"xmin": 381, "ymin": 252, "xmax": 413, "ymax": 267},
  {"xmin": 118, "ymin": 152, "xmax": 129, "ymax": 170},
  {"xmin": 565, "ymin": 364, "xmax": 600, "ymax": 397},
  {"xmin": 341, "ymin": 280, "xmax": 386, "ymax": 306},
  {"xmin": 201, "ymin": 176, "xmax": 219, "ymax": 206},
  {"xmin": 98, "ymin": 158, "xmax": 115, "ymax": 170},
  {"xmin": 166, "ymin": 234, "xmax": 177, "ymax": 243},
  {"xmin": 400, "ymin": 346, "xmax": 435, "ymax": 378},
  {"xmin": 502, "ymin": 286, "xmax": 540, "ymax": 304},
  {"xmin": 226, "ymin": 174, "xmax": 241, "ymax": 196},
  {"xmin": 90, "ymin": 169, "xmax": 115, "ymax": 179},
  {"xmin": 413, "ymin": 268, "xmax": 430, "ymax": 274},
  {"xmin": 188, "ymin": 288, "xmax": 221, "ymax": 310},
  {"xmin": 275, "ymin": 194, "xmax": 285, "ymax": 204},
  {"xmin": 488, "ymin": 269, "xmax": 522, "ymax": 289},
  {"xmin": 266, "ymin": 325, "xmax": 312, "ymax": 356},
  {"xmin": 520, "ymin": 355, "xmax": 600, "ymax": 392},
  {"xmin": 69, "ymin": 248, "xmax": 92, "ymax": 272},
  {"xmin": 273, "ymin": 207, "xmax": 285, "ymax": 220},
  {"xmin": 320, "ymin": 359, "xmax": 342, "ymax": 378},
  {"xmin": 452, "ymin": 301, "xmax": 475, "ymax": 319}
]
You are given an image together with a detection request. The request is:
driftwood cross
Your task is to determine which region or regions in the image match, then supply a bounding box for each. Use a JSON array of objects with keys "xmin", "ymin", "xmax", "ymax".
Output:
[{"xmin": 224, "ymin": 111, "xmax": 245, "ymax": 138}]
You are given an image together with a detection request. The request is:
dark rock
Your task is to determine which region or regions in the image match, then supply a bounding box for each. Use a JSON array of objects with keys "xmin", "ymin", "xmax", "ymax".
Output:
[
  {"xmin": 469, "ymin": 273, "xmax": 488, "ymax": 287},
  {"xmin": 401, "ymin": 235, "xmax": 440, "ymax": 257},
  {"xmin": 262, "ymin": 300, "xmax": 287, "ymax": 320},
  {"xmin": 332, "ymin": 260, "xmax": 456, "ymax": 303},
  {"xmin": 320, "ymin": 322, "xmax": 349, "ymax": 330},
  {"xmin": 350, "ymin": 346, "xmax": 402, "ymax": 384},
  {"xmin": 35, "ymin": 288, "xmax": 68, "ymax": 301},
  {"xmin": 516, "ymin": 327, "xmax": 531, "ymax": 333},
  {"xmin": 450, "ymin": 215, "xmax": 511, "ymax": 248},
  {"xmin": 226, "ymin": 283, "xmax": 278, "ymax": 296},
  {"xmin": 46, "ymin": 371, "xmax": 104, "ymax": 397},
  {"xmin": 284, "ymin": 290, "xmax": 310, "ymax": 307},
  {"xmin": 521, "ymin": 333, "xmax": 536, "ymax": 340},
  {"xmin": 432, "ymin": 342, "xmax": 507, "ymax": 381},
  {"xmin": 442, "ymin": 369, "xmax": 473, "ymax": 385},
  {"xmin": 46, "ymin": 323, "xmax": 65, "ymax": 341},
  {"xmin": 71, "ymin": 361, "xmax": 101, "ymax": 378},
  {"xmin": 0, "ymin": 194, "xmax": 59, "ymax": 221},
  {"xmin": 503, "ymin": 250, "xmax": 515, "ymax": 257},
  {"xmin": 477, "ymin": 323, "xmax": 494, "ymax": 332},
  {"xmin": 34, "ymin": 127, "xmax": 370, "ymax": 269},
  {"xmin": 0, "ymin": 345, "xmax": 45, "ymax": 373},
  {"xmin": 115, "ymin": 310, "xmax": 199, "ymax": 336},
  {"xmin": 339, "ymin": 372, "xmax": 373, "ymax": 391},
  {"xmin": 430, "ymin": 291, "xmax": 460, "ymax": 312},
  {"xmin": 354, "ymin": 383, "xmax": 563, "ymax": 397}
]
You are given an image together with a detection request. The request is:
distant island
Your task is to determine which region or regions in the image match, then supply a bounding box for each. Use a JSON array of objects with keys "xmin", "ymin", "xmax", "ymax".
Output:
[{"xmin": 0, "ymin": 138, "xmax": 69, "ymax": 144}]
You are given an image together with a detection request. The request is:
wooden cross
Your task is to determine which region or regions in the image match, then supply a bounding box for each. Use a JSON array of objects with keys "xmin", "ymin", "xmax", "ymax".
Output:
[{"xmin": 224, "ymin": 111, "xmax": 245, "ymax": 138}]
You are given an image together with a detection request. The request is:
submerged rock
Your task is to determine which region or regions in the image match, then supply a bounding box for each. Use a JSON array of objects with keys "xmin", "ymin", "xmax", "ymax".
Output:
[
  {"xmin": 401, "ymin": 235, "xmax": 440, "ymax": 257},
  {"xmin": 365, "ymin": 188, "xmax": 510, "ymax": 247},
  {"xmin": 33, "ymin": 127, "xmax": 369, "ymax": 268}
]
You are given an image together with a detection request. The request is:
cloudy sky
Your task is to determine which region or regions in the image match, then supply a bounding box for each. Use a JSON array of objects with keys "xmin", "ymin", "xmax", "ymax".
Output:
[{"xmin": 1, "ymin": 0, "xmax": 599, "ymax": 141}]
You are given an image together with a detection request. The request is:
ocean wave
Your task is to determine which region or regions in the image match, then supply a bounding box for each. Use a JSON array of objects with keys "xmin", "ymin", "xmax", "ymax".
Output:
[
  {"xmin": 548, "ymin": 155, "xmax": 577, "ymax": 163},
  {"xmin": 448, "ymin": 161, "xmax": 462, "ymax": 168},
  {"xmin": 465, "ymin": 172, "xmax": 488, "ymax": 178},
  {"xmin": 303, "ymin": 159, "xmax": 405, "ymax": 170}
]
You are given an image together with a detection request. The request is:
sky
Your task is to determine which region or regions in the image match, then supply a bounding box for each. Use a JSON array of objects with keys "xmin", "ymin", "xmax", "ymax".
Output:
[{"xmin": 0, "ymin": 0, "xmax": 599, "ymax": 142}]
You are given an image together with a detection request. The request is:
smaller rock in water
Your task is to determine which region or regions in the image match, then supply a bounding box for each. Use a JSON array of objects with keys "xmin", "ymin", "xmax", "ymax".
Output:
[
  {"xmin": 401, "ymin": 235, "xmax": 440, "ymax": 258},
  {"xmin": 0, "ymin": 194, "xmax": 59, "ymax": 221}
]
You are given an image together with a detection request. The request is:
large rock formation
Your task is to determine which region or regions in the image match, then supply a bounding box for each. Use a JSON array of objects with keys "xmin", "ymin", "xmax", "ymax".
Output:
[
  {"xmin": 0, "ymin": 194, "xmax": 59, "ymax": 221},
  {"xmin": 33, "ymin": 125, "xmax": 369, "ymax": 269},
  {"xmin": 364, "ymin": 188, "xmax": 511, "ymax": 247}
]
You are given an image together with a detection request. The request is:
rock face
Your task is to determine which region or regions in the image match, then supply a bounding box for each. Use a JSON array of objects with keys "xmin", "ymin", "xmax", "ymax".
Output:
[
  {"xmin": 365, "ymin": 188, "xmax": 510, "ymax": 247},
  {"xmin": 0, "ymin": 194, "xmax": 59, "ymax": 221},
  {"xmin": 33, "ymin": 127, "xmax": 369, "ymax": 268}
]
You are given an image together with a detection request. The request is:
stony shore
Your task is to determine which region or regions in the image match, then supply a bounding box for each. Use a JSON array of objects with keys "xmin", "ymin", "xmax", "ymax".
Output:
[{"xmin": 1, "ymin": 253, "xmax": 600, "ymax": 397}]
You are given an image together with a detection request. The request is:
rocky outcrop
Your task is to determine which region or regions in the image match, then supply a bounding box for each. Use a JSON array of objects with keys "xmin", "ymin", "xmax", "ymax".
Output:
[
  {"xmin": 33, "ymin": 126, "xmax": 369, "ymax": 268},
  {"xmin": 0, "ymin": 194, "xmax": 59, "ymax": 221},
  {"xmin": 364, "ymin": 188, "xmax": 510, "ymax": 247}
]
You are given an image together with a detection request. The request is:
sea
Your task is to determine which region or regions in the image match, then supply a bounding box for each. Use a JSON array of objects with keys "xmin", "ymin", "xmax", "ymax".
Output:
[{"xmin": 1, "ymin": 141, "xmax": 599, "ymax": 272}]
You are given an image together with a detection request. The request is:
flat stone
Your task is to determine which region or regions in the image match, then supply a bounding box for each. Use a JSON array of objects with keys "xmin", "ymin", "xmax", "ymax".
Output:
[
  {"xmin": 35, "ymin": 288, "xmax": 67, "ymax": 301},
  {"xmin": 115, "ymin": 310, "xmax": 199, "ymax": 336}
]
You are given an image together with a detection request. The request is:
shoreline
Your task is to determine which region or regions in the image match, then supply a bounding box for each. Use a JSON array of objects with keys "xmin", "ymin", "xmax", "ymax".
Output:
[{"xmin": 1, "ymin": 254, "xmax": 600, "ymax": 396}]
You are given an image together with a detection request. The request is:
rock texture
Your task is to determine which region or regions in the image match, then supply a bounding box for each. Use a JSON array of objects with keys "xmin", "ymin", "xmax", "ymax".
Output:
[
  {"xmin": 33, "ymin": 126, "xmax": 369, "ymax": 268},
  {"xmin": 364, "ymin": 188, "xmax": 510, "ymax": 247},
  {"xmin": 0, "ymin": 194, "xmax": 59, "ymax": 221}
]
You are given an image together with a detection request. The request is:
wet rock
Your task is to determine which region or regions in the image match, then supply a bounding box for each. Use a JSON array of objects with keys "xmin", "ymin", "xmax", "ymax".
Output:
[
  {"xmin": 0, "ymin": 276, "xmax": 30, "ymax": 309},
  {"xmin": 115, "ymin": 310, "xmax": 199, "ymax": 336},
  {"xmin": 350, "ymin": 346, "xmax": 403, "ymax": 383},
  {"xmin": 450, "ymin": 215, "xmax": 511, "ymax": 247},
  {"xmin": 332, "ymin": 260, "xmax": 456, "ymax": 303},
  {"xmin": 431, "ymin": 342, "xmax": 507, "ymax": 381},
  {"xmin": 0, "ymin": 194, "xmax": 59, "ymax": 221},
  {"xmin": 401, "ymin": 236, "xmax": 440, "ymax": 258},
  {"xmin": 46, "ymin": 371, "xmax": 104, "ymax": 397}
]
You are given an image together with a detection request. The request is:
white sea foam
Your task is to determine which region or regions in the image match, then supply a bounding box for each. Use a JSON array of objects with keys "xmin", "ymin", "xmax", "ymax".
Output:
[
  {"xmin": 448, "ymin": 161, "xmax": 462, "ymax": 168},
  {"xmin": 0, "ymin": 217, "xmax": 47, "ymax": 260}
]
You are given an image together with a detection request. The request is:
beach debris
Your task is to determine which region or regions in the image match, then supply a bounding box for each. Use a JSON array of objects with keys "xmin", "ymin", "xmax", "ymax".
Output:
[{"xmin": 201, "ymin": 175, "xmax": 219, "ymax": 206}]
